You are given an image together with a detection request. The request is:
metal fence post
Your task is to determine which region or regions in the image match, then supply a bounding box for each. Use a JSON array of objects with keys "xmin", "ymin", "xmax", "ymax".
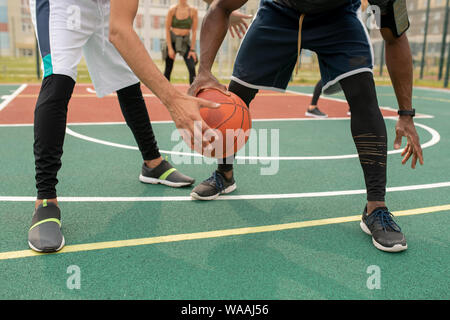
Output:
[
  {"xmin": 420, "ymin": 0, "xmax": 431, "ymax": 79},
  {"xmin": 438, "ymin": 0, "xmax": 450, "ymax": 80}
]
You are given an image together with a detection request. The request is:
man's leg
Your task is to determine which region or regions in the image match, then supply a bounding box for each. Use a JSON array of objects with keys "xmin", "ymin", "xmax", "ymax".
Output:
[
  {"xmin": 116, "ymin": 83, "xmax": 161, "ymax": 164},
  {"xmin": 28, "ymin": 0, "xmax": 94, "ymax": 252},
  {"xmin": 29, "ymin": 74, "xmax": 75, "ymax": 252},
  {"xmin": 339, "ymin": 72, "xmax": 387, "ymax": 209},
  {"xmin": 340, "ymin": 72, "xmax": 407, "ymax": 252},
  {"xmin": 190, "ymin": 80, "xmax": 258, "ymax": 200},
  {"xmin": 191, "ymin": 0, "xmax": 300, "ymax": 200},
  {"xmin": 217, "ymin": 80, "xmax": 258, "ymax": 176},
  {"xmin": 34, "ymin": 75, "xmax": 75, "ymax": 202},
  {"xmin": 116, "ymin": 83, "xmax": 195, "ymax": 187}
]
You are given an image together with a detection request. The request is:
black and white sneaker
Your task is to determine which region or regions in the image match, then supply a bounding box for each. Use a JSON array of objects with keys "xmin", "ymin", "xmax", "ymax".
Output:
[
  {"xmin": 305, "ymin": 107, "xmax": 328, "ymax": 118},
  {"xmin": 190, "ymin": 171, "xmax": 236, "ymax": 200},
  {"xmin": 360, "ymin": 206, "xmax": 407, "ymax": 252},
  {"xmin": 139, "ymin": 160, "xmax": 194, "ymax": 188}
]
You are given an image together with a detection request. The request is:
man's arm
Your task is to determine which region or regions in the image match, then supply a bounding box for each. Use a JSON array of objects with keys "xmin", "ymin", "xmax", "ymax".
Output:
[
  {"xmin": 188, "ymin": 0, "xmax": 248, "ymax": 96},
  {"xmin": 109, "ymin": 0, "xmax": 219, "ymax": 148},
  {"xmin": 203, "ymin": 0, "xmax": 252, "ymax": 38},
  {"xmin": 381, "ymin": 28, "xmax": 424, "ymax": 168},
  {"xmin": 381, "ymin": 29, "xmax": 412, "ymax": 111}
]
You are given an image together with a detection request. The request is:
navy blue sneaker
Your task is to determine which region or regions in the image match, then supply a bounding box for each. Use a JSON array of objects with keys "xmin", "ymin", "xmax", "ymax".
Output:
[{"xmin": 360, "ymin": 206, "xmax": 407, "ymax": 252}]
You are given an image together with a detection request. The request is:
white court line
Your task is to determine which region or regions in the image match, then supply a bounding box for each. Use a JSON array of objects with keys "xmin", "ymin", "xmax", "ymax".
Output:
[
  {"xmin": 0, "ymin": 84, "xmax": 27, "ymax": 112},
  {"xmin": 285, "ymin": 89, "xmax": 434, "ymax": 119},
  {"xmin": 0, "ymin": 114, "xmax": 432, "ymax": 128},
  {"xmin": 1, "ymin": 181, "xmax": 450, "ymax": 202},
  {"xmin": 64, "ymin": 120, "xmax": 440, "ymax": 161}
]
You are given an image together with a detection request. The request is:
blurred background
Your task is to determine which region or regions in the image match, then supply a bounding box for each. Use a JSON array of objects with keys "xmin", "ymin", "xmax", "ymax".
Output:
[{"xmin": 0, "ymin": 0, "xmax": 449, "ymax": 88}]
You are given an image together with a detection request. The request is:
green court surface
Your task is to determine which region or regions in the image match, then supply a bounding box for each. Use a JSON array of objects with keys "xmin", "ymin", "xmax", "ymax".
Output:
[{"xmin": 0, "ymin": 84, "xmax": 449, "ymax": 299}]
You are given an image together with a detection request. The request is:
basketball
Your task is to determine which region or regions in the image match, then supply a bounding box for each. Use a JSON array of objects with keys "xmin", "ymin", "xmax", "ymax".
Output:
[{"xmin": 193, "ymin": 88, "xmax": 252, "ymax": 159}]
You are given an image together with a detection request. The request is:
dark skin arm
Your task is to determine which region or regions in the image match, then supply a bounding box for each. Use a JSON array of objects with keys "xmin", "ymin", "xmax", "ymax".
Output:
[
  {"xmin": 203, "ymin": 0, "xmax": 252, "ymax": 38},
  {"xmin": 188, "ymin": 0, "xmax": 248, "ymax": 97},
  {"xmin": 381, "ymin": 28, "xmax": 424, "ymax": 169}
]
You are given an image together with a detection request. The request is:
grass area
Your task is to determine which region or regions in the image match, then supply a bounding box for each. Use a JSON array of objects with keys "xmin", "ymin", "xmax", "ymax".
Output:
[
  {"xmin": 0, "ymin": 56, "xmax": 233, "ymax": 84},
  {"xmin": 1, "ymin": 56, "xmax": 449, "ymax": 90}
]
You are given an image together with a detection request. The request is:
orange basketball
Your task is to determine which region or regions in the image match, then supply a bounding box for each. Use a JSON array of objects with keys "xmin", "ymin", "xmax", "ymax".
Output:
[{"xmin": 193, "ymin": 88, "xmax": 252, "ymax": 159}]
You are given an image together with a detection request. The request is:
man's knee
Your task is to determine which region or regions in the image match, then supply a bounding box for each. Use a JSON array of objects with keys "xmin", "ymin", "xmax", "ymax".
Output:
[
  {"xmin": 228, "ymin": 80, "xmax": 258, "ymax": 107},
  {"xmin": 36, "ymin": 74, "xmax": 75, "ymax": 107}
]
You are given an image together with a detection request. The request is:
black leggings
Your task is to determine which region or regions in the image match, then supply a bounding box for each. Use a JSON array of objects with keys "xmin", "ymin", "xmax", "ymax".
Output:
[
  {"xmin": 34, "ymin": 75, "xmax": 160, "ymax": 199},
  {"xmin": 311, "ymin": 80, "xmax": 323, "ymax": 106},
  {"xmin": 219, "ymin": 72, "xmax": 387, "ymax": 202},
  {"xmin": 164, "ymin": 43, "xmax": 196, "ymax": 84}
]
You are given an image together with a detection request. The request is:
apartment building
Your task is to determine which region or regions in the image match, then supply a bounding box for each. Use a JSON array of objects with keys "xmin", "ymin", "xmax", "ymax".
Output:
[{"xmin": 0, "ymin": 0, "xmax": 34, "ymax": 57}]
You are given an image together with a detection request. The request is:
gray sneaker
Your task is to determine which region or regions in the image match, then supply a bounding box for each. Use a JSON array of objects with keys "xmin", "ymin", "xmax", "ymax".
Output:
[
  {"xmin": 305, "ymin": 107, "xmax": 328, "ymax": 118},
  {"xmin": 28, "ymin": 200, "xmax": 65, "ymax": 253},
  {"xmin": 360, "ymin": 206, "xmax": 407, "ymax": 252},
  {"xmin": 139, "ymin": 160, "xmax": 195, "ymax": 187},
  {"xmin": 190, "ymin": 171, "xmax": 237, "ymax": 200}
]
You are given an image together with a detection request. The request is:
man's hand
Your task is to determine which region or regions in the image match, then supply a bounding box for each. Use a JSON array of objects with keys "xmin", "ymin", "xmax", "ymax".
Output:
[
  {"xmin": 167, "ymin": 93, "xmax": 220, "ymax": 149},
  {"xmin": 393, "ymin": 116, "xmax": 424, "ymax": 169},
  {"xmin": 229, "ymin": 10, "xmax": 252, "ymax": 38},
  {"xmin": 188, "ymin": 70, "xmax": 229, "ymax": 97}
]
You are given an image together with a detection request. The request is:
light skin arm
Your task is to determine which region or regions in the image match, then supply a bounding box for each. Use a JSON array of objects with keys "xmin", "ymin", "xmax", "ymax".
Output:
[
  {"xmin": 165, "ymin": 7, "xmax": 175, "ymax": 59},
  {"xmin": 109, "ymin": 0, "xmax": 219, "ymax": 148},
  {"xmin": 381, "ymin": 28, "xmax": 423, "ymax": 168},
  {"xmin": 188, "ymin": 0, "xmax": 249, "ymax": 96}
]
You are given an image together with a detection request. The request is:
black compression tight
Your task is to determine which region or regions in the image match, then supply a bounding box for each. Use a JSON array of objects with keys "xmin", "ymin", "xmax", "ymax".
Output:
[
  {"xmin": 34, "ymin": 77, "xmax": 161, "ymax": 199},
  {"xmin": 217, "ymin": 73, "xmax": 387, "ymax": 202},
  {"xmin": 34, "ymin": 74, "xmax": 74, "ymax": 199},
  {"xmin": 116, "ymin": 83, "xmax": 161, "ymax": 161},
  {"xmin": 340, "ymin": 72, "xmax": 387, "ymax": 202},
  {"xmin": 217, "ymin": 80, "xmax": 258, "ymax": 173}
]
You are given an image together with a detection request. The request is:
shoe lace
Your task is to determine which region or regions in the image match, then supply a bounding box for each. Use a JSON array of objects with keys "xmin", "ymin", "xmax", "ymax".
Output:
[
  {"xmin": 206, "ymin": 171, "xmax": 224, "ymax": 191},
  {"xmin": 370, "ymin": 208, "xmax": 402, "ymax": 232}
]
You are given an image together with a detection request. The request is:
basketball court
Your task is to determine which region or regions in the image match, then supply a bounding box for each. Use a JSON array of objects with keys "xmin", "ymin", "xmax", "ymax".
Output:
[{"xmin": 0, "ymin": 83, "xmax": 448, "ymax": 299}]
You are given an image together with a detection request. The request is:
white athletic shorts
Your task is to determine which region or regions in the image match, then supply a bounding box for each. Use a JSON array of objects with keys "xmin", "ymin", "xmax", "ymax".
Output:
[{"xmin": 29, "ymin": 0, "xmax": 139, "ymax": 97}]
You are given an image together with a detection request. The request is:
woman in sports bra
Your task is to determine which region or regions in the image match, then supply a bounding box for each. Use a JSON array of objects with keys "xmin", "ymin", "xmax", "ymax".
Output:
[{"xmin": 164, "ymin": 0, "xmax": 198, "ymax": 84}]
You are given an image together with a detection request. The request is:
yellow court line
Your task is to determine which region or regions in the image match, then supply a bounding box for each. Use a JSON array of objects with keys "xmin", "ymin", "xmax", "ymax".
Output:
[{"xmin": 1, "ymin": 204, "xmax": 449, "ymax": 261}]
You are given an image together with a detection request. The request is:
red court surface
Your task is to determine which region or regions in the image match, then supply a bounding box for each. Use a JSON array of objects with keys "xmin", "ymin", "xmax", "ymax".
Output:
[{"xmin": 0, "ymin": 83, "xmax": 398, "ymax": 124}]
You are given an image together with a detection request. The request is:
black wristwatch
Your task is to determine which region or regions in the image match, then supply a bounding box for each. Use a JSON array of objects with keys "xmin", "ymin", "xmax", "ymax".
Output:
[{"xmin": 398, "ymin": 108, "xmax": 415, "ymax": 117}]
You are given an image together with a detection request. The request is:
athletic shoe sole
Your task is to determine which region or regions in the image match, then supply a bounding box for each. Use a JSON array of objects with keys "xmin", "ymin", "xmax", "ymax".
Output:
[
  {"xmin": 305, "ymin": 111, "xmax": 328, "ymax": 118},
  {"xmin": 139, "ymin": 174, "xmax": 193, "ymax": 188},
  {"xmin": 360, "ymin": 221, "xmax": 407, "ymax": 252},
  {"xmin": 28, "ymin": 236, "xmax": 65, "ymax": 253},
  {"xmin": 190, "ymin": 183, "xmax": 237, "ymax": 201}
]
